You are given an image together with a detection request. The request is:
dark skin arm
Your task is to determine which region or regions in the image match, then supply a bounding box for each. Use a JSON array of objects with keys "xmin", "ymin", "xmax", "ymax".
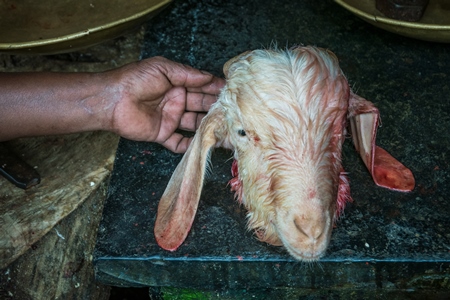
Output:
[{"xmin": 0, "ymin": 56, "xmax": 225, "ymax": 153}]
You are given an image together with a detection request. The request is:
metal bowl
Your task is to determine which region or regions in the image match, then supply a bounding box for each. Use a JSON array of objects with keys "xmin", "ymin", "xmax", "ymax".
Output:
[
  {"xmin": 0, "ymin": 0, "xmax": 172, "ymax": 54},
  {"xmin": 335, "ymin": 0, "xmax": 450, "ymax": 43}
]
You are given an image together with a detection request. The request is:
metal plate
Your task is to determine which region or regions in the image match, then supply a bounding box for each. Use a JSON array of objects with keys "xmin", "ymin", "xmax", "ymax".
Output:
[
  {"xmin": 335, "ymin": 0, "xmax": 450, "ymax": 43},
  {"xmin": 0, "ymin": 0, "xmax": 172, "ymax": 54}
]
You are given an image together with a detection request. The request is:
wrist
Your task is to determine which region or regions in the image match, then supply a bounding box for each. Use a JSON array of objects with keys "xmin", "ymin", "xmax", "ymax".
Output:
[
  {"xmin": 100, "ymin": 66, "xmax": 129, "ymax": 137},
  {"xmin": 88, "ymin": 70, "xmax": 126, "ymax": 134}
]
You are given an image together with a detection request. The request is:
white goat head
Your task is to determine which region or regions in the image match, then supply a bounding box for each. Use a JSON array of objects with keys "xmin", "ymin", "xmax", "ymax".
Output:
[{"xmin": 154, "ymin": 46, "xmax": 414, "ymax": 261}]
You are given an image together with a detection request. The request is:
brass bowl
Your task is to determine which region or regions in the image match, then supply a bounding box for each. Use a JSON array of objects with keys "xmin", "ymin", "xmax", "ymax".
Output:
[
  {"xmin": 334, "ymin": 0, "xmax": 450, "ymax": 43},
  {"xmin": 0, "ymin": 0, "xmax": 172, "ymax": 54}
]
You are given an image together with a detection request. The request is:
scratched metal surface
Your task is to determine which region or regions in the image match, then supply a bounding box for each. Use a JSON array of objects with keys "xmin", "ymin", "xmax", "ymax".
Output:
[{"xmin": 95, "ymin": 0, "xmax": 450, "ymax": 290}]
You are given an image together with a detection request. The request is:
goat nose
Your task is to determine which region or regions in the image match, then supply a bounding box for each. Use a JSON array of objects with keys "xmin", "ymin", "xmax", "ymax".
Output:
[
  {"xmin": 293, "ymin": 215, "xmax": 324, "ymax": 240},
  {"xmin": 275, "ymin": 209, "xmax": 333, "ymax": 261}
]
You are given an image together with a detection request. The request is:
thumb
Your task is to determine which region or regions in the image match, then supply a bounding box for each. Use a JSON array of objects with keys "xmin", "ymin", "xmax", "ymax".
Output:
[{"xmin": 152, "ymin": 58, "xmax": 215, "ymax": 88}]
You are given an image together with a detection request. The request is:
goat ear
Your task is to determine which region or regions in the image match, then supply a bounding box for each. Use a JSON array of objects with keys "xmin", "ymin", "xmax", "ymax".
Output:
[
  {"xmin": 348, "ymin": 92, "xmax": 415, "ymax": 192},
  {"xmin": 223, "ymin": 50, "xmax": 252, "ymax": 78},
  {"xmin": 154, "ymin": 106, "xmax": 225, "ymax": 251}
]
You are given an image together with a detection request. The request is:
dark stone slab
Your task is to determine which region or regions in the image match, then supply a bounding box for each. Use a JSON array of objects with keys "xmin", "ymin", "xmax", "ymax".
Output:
[{"xmin": 94, "ymin": 0, "xmax": 450, "ymax": 291}]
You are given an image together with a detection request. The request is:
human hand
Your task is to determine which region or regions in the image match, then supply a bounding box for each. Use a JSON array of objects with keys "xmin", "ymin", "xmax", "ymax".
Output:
[{"xmin": 110, "ymin": 57, "xmax": 225, "ymax": 153}]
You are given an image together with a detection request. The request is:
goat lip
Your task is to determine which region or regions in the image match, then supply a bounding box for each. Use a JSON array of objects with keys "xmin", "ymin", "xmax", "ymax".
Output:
[
  {"xmin": 275, "ymin": 223, "xmax": 330, "ymax": 261},
  {"xmin": 282, "ymin": 241, "xmax": 327, "ymax": 261}
]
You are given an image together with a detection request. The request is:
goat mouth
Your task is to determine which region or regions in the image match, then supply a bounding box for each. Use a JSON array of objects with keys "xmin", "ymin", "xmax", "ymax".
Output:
[
  {"xmin": 274, "ymin": 219, "xmax": 331, "ymax": 262},
  {"xmin": 282, "ymin": 241, "xmax": 326, "ymax": 262}
]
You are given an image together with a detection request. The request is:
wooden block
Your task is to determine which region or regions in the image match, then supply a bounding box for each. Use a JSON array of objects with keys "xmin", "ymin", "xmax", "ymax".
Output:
[
  {"xmin": 0, "ymin": 176, "xmax": 111, "ymax": 299},
  {"xmin": 0, "ymin": 132, "xmax": 119, "ymax": 268}
]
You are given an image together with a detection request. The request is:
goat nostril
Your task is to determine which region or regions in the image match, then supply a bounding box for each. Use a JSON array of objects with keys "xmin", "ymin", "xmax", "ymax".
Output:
[
  {"xmin": 313, "ymin": 229, "xmax": 323, "ymax": 240},
  {"xmin": 293, "ymin": 218, "xmax": 308, "ymax": 237},
  {"xmin": 293, "ymin": 217, "xmax": 323, "ymax": 240}
]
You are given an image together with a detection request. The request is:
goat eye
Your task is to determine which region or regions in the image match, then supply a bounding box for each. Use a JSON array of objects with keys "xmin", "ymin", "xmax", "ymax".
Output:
[{"xmin": 238, "ymin": 129, "xmax": 246, "ymax": 136}]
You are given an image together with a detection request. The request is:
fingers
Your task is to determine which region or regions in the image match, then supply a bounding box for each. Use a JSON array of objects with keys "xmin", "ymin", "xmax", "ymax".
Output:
[
  {"xmin": 185, "ymin": 92, "xmax": 218, "ymax": 112},
  {"xmin": 150, "ymin": 57, "xmax": 225, "ymax": 93},
  {"xmin": 162, "ymin": 84, "xmax": 219, "ymax": 122},
  {"xmin": 179, "ymin": 112, "xmax": 206, "ymax": 132},
  {"xmin": 186, "ymin": 76, "xmax": 225, "ymax": 95},
  {"xmin": 162, "ymin": 133, "xmax": 193, "ymax": 154}
]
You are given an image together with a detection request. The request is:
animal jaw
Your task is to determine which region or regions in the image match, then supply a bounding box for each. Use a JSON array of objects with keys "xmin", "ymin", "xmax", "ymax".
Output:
[{"xmin": 154, "ymin": 46, "xmax": 415, "ymax": 261}]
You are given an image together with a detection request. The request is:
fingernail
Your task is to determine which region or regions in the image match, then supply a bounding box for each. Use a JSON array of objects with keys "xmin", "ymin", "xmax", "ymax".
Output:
[{"xmin": 200, "ymin": 70, "xmax": 212, "ymax": 76}]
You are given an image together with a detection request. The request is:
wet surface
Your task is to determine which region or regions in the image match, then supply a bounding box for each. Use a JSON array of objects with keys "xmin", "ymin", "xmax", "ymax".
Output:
[{"xmin": 95, "ymin": 0, "xmax": 450, "ymax": 290}]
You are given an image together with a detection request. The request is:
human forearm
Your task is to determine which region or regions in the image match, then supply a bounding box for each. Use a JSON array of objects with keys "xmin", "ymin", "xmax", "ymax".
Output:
[
  {"xmin": 0, "ymin": 71, "xmax": 119, "ymax": 141},
  {"xmin": 0, "ymin": 57, "xmax": 225, "ymax": 152}
]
